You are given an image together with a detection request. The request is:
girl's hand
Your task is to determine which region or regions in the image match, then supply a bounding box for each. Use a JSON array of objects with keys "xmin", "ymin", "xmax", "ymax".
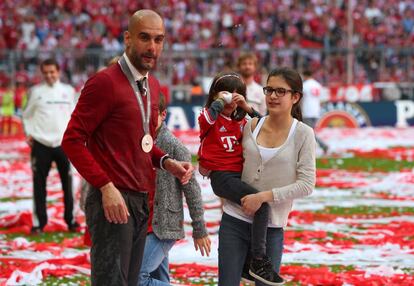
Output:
[
  {"xmin": 241, "ymin": 193, "xmax": 264, "ymax": 216},
  {"xmin": 233, "ymin": 93, "xmax": 253, "ymax": 113}
]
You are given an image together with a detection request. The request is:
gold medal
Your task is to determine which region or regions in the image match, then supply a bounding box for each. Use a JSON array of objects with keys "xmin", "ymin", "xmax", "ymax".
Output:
[{"xmin": 141, "ymin": 134, "xmax": 153, "ymax": 153}]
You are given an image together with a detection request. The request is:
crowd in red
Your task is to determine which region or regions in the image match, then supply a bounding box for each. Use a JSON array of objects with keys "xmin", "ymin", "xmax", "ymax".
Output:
[{"xmin": 0, "ymin": 0, "xmax": 413, "ymax": 90}]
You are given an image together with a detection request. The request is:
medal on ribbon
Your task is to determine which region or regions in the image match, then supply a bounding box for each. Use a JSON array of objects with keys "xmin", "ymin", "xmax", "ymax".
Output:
[{"xmin": 119, "ymin": 55, "xmax": 153, "ymax": 153}]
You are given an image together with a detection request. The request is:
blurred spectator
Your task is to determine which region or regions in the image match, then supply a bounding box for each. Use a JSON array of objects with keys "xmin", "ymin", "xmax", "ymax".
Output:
[
  {"xmin": 102, "ymin": 31, "xmax": 122, "ymax": 54},
  {"xmin": 14, "ymin": 81, "xmax": 27, "ymax": 116},
  {"xmin": 301, "ymin": 69, "xmax": 329, "ymax": 153},
  {"xmin": 237, "ymin": 53, "xmax": 266, "ymax": 115},
  {"xmin": 1, "ymin": 85, "xmax": 14, "ymax": 117},
  {"xmin": 85, "ymin": 34, "xmax": 103, "ymax": 69},
  {"xmin": 0, "ymin": 85, "xmax": 15, "ymax": 136}
]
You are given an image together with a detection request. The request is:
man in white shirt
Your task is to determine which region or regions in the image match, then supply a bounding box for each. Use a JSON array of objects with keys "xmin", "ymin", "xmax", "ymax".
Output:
[
  {"xmin": 237, "ymin": 53, "xmax": 267, "ymax": 115},
  {"xmin": 301, "ymin": 69, "xmax": 329, "ymax": 153},
  {"xmin": 22, "ymin": 58, "xmax": 78, "ymax": 233}
]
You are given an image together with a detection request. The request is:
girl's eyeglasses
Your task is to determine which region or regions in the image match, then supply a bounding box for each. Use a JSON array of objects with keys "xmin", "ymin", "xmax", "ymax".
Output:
[{"xmin": 263, "ymin": 87, "xmax": 300, "ymax": 97}]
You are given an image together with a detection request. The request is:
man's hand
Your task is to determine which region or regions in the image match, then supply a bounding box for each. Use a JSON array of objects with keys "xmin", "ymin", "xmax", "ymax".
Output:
[
  {"xmin": 26, "ymin": 135, "xmax": 33, "ymax": 147},
  {"xmin": 100, "ymin": 182, "xmax": 130, "ymax": 224},
  {"xmin": 194, "ymin": 235, "xmax": 211, "ymax": 257},
  {"xmin": 164, "ymin": 159, "xmax": 194, "ymax": 184}
]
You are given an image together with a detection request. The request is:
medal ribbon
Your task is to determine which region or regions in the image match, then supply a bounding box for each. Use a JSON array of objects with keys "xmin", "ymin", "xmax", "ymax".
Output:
[{"xmin": 119, "ymin": 55, "xmax": 151, "ymax": 136}]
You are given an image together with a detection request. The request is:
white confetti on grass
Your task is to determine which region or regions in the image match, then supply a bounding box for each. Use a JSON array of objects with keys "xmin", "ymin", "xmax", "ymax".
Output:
[{"xmin": 1, "ymin": 127, "xmax": 414, "ymax": 282}]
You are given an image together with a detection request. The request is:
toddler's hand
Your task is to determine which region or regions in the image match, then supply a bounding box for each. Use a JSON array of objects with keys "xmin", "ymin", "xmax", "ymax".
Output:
[
  {"xmin": 233, "ymin": 93, "xmax": 252, "ymax": 113},
  {"xmin": 218, "ymin": 91, "xmax": 233, "ymax": 104}
]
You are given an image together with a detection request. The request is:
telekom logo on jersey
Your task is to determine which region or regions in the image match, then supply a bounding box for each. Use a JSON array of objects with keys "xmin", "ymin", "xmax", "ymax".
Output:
[{"xmin": 220, "ymin": 136, "xmax": 238, "ymax": 152}]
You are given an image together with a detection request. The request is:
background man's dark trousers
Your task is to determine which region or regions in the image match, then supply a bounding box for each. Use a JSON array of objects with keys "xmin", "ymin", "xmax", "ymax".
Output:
[{"xmin": 31, "ymin": 140, "xmax": 75, "ymax": 230}]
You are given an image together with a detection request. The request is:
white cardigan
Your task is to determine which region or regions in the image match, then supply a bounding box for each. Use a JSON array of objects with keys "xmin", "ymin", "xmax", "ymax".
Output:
[{"xmin": 223, "ymin": 118, "xmax": 316, "ymax": 227}]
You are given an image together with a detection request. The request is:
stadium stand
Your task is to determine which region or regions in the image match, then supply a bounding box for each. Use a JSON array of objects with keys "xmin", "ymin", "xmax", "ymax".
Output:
[{"xmin": 0, "ymin": 0, "xmax": 413, "ymax": 105}]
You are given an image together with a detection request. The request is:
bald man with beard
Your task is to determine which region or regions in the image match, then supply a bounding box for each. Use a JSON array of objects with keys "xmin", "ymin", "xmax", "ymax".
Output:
[{"xmin": 62, "ymin": 10, "xmax": 193, "ymax": 286}]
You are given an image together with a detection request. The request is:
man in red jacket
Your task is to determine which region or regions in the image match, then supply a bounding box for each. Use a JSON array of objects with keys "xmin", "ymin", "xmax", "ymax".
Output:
[{"xmin": 62, "ymin": 10, "xmax": 193, "ymax": 286}]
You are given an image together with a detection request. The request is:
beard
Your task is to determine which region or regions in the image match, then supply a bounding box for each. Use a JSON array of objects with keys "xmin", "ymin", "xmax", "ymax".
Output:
[
  {"xmin": 128, "ymin": 46, "xmax": 156, "ymax": 73},
  {"xmin": 240, "ymin": 69, "xmax": 254, "ymax": 78}
]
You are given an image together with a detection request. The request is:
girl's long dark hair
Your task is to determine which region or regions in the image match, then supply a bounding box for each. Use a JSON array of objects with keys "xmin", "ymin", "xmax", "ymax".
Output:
[{"xmin": 267, "ymin": 67, "xmax": 303, "ymax": 121}]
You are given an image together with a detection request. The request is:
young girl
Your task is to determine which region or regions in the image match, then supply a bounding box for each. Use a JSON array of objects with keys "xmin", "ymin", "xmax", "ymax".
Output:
[
  {"xmin": 218, "ymin": 67, "xmax": 316, "ymax": 286},
  {"xmin": 198, "ymin": 71, "xmax": 282, "ymax": 285}
]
